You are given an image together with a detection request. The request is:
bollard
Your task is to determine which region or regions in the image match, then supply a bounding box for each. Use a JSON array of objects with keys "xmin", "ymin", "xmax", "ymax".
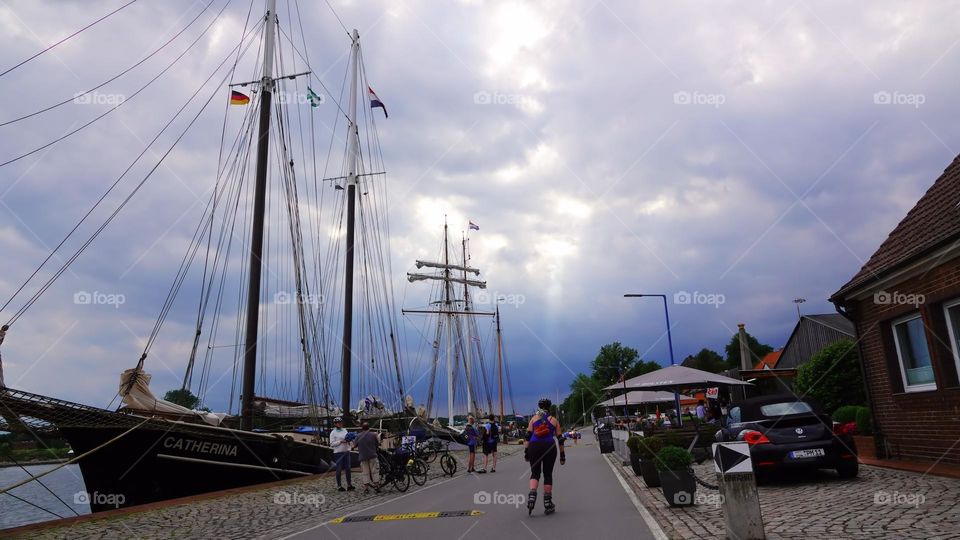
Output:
[{"xmin": 713, "ymin": 442, "xmax": 765, "ymax": 540}]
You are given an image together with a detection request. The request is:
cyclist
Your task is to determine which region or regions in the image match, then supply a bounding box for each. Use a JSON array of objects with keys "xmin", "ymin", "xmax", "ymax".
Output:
[{"xmin": 524, "ymin": 398, "xmax": 565, "ymax": 515}]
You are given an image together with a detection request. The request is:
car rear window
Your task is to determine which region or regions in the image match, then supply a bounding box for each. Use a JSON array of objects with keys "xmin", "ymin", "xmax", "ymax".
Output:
[{"xmin": 759, "ymin": 401, "xmax": 813, "ymax": 417}]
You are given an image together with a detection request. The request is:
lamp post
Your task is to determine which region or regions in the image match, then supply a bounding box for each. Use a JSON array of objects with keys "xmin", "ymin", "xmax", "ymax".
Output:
[
  {"xmin": 793, "ymin": 298, "xmax": 806, "ymax": 319},
  {"xmin": 624, "ymin": 293, "xmax": 682, "ymax": 427}
]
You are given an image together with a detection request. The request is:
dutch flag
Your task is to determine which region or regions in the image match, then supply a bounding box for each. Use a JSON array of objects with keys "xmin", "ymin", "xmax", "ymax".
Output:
[
  {"xmin": 368, "ymin": 86, "xmax": 388, "ymax": 118},
  {"xmin": 469, "ymin": 221, "xmax": 479, "ymax": 231}
]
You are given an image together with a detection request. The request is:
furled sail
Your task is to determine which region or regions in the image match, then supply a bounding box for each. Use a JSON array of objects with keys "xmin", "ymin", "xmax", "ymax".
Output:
[{"xmin": 119, "ymin": 368, "xmax": 226, "ymax": 426}]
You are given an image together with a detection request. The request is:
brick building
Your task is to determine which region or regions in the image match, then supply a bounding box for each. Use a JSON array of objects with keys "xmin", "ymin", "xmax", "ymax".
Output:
[{"xmin": 831, "ymin": 155, "xmax": 960, "ymax": 465}]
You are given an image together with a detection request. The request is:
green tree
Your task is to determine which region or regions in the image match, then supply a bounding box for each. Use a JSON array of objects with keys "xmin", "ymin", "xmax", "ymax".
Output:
[
  {"xmin": 681, "ymin": 348, "xmax": 726, "ymax": 373},
  {"xmin": 590, "ymin": 342, "xmax": 639, "ymax": 385},
  {"xmin": 163, "ymin": 388, "xmax": 200, "ymax": 409},
  {"xmin": 561, "ymin": 373, "xmax": 606, "ymax": 427},
  {"xmin": 625, "ymin": 359, "xmax": 661, "ymax": 379},
  {"xmin": 724, "ymin": 331, "xmax": 773, "ymax": 370},
  {"xmin": 794, "ymin": 340, "xmax": 865, "ymax": 414}
]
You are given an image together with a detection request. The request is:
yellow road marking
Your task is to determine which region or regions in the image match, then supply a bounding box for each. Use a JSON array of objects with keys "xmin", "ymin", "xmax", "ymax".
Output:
[{"xmin": 330, "ymin": 510, "xmax": 483, "ymax": 524}]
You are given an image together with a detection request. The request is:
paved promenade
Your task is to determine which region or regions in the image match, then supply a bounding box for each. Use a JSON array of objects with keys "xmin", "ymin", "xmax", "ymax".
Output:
[{"xmin": 3, "ymin": 433, "xmax": 654, "ymax": 539}]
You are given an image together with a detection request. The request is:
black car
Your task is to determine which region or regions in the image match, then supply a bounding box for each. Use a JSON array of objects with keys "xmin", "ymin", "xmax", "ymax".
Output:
[{"xmin": 716, "ymin": 395, "xmax": 859, "ymax": 479}]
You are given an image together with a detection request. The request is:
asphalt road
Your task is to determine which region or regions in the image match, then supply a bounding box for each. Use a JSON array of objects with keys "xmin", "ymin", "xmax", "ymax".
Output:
[{"xmin": 282, "ymin": 433, "xmax": 656, "ymax": 540}]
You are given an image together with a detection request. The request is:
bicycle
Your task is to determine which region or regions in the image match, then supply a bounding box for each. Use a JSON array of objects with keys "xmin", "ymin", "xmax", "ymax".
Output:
[
  {"xmin": 435, "ymin": 441, "xmax": 457, "ymax": 477},
  {"xmin": 377, "ymin": 448, "xmax": 411, "ymax": 492}
]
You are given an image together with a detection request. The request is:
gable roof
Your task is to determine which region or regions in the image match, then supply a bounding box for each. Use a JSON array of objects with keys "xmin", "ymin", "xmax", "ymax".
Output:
[
  {"xmin": 831, "ymin": 154, "xmax": 960, "ymax": 301},
  {"xmin": 754, "ymin": 350, "xmax": 782, "ymax": 370},
  {"xmin": 803, "ymin": 313, "xmax": 855, "ymax": 336}
]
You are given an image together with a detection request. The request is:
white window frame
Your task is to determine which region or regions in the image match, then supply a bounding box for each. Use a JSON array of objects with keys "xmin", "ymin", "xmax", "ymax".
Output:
[
  {"xmin": 942, "ymin": 298, "xmax": 960, "ymax": 384},
  {"xmin": 891, "ymin": 312, "xmax": 937, "ymax": 393}
]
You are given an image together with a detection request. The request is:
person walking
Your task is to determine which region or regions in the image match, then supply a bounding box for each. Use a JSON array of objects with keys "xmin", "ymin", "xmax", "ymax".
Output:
[
  {"xmin": 329, "ymin": 417, "xmax": 354, "ymax": 491},
  {"xmin": 481, "ymin": 414, "xmax": 499, "ymax": 473},
  {"xmin": 524, "ymin": 398, "xmax": 565, "ymax": 516},
  {"xmin": 354, "ymin": 421, "xmax": 380, "ymax": 493},
  {"xmin": 464, "ymin": 416, "xmax": 479, "ymax": 473}
]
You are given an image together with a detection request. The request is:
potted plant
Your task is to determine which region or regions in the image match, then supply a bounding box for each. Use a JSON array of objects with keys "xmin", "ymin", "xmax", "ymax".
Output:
[
  {"xmin": 655, "ymin": 446, "xmax": 696, "ymax": 507},
  {"xmin": 635, "ymin": 436, "xmax": 663, "ymax": 487},
  {"xmin": 626, "ymin": 435, "xmax": 644, "ymax": 476}
]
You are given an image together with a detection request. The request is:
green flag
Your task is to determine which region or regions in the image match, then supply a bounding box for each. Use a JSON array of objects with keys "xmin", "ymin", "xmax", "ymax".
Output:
[{"xmin": 307, "ymin": 87, "xmax": 322, "ymax": 107}]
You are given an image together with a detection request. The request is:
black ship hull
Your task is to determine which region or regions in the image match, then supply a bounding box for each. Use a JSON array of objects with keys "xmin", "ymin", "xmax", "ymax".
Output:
[{"xmin": 0, "ymin": 387, "xmax": 334, "ymax": 512}]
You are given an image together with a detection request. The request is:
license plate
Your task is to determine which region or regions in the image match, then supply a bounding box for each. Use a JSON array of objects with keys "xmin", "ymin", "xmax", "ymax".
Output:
[{"xmin": 790, "ymin": 448, "xmax": 825, "ymax": 459}]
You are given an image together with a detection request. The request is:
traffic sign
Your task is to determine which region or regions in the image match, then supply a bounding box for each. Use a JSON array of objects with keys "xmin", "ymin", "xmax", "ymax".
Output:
[{"xmin": 713, "ymin": 441, "xmax": 752, "ymax": 474}]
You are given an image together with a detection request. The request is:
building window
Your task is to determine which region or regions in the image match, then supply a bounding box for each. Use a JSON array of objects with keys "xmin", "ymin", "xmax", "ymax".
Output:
[
  {"xmin": 891, "ymin": 313, "xmax": 936, "ymax": 392},
  {"xmin": 943, "ymin": 299, "xmax": 960, "ymax": 382}
]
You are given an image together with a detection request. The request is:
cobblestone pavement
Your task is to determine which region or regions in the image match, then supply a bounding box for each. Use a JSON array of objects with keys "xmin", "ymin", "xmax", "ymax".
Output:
[
  {"xmin": 8, "ymin": 444, "xmax": 524, "ymax": 539},
  {"xmin": 610, "ymin": 455, "xmax": 960, "ymax": 539}
]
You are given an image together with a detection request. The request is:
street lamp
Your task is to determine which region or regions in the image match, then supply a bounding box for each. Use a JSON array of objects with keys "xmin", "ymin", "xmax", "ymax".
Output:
[
  {"xmin": 793, "ymin": 298, "xmax": 806, "ymax": 319},
  {"xmin": 624, "ymin": 293, "xmax": 682, "ymax": 426}
]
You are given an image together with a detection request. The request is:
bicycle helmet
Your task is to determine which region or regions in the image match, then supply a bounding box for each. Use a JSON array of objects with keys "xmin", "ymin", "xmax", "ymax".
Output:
[
  {"xmin": 333, "ymin": 416, "xmax": 343, "ymax": 423},
  {"xmin": 537, "ymin": 397, "xmax": 552, "ymax": 410}
]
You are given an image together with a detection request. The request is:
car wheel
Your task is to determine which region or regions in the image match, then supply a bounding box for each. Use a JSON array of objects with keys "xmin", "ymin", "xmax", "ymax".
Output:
[{"xmin": 836, "ymin": 460, "xmax": 859, "ymax": 479}]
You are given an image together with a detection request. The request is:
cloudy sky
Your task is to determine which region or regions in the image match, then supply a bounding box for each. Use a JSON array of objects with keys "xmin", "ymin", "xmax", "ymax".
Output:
[{"xmin": 1, "ymin": 0, "xmax": 958, "ymax": 416}]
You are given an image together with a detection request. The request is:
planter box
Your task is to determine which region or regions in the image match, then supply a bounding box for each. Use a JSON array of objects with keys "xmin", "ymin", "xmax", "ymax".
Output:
[
  {"xmin": 659, "ymin": 469, "xmax": 696, "ymax": 506},
  {"xmin": 853, "ymin": 435, "xmax": 875, "ymax": 460},
  {"xmin": 630, "ymin": 453, "xmax": 643, "ymax": 476},
  {"xmin": 640, "ymin": 459, "xmax": 661, "ymax": 487}
]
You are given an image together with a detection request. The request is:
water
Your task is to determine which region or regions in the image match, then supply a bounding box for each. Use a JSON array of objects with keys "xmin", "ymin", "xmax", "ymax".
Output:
[{"xmin": 0, "ymin": 463, "xmax": 89, "ymax": 530}]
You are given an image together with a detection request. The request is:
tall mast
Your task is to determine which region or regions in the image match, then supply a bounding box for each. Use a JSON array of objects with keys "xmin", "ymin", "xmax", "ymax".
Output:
[
  {"xmin": 443, "ymin": 220, "xmax": 454, "ymax": 425},
  {"xmin": 461, "ymin": 234, "xmax": 474, "ymax": 415},
  {"xmin": 340, "ymin": 29, "xmax": 361, "ymax": 419},
  {"xmin": 496, "ymin": 306, "xmax": 504, "ymax": 424},
  {"xmin": 240, "ymin": 0, "xmax": 278, "ymax": 431}
]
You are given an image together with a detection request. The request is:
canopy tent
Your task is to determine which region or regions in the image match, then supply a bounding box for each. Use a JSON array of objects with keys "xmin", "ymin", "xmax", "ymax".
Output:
[
  {"xmin": 597, "ymin": 390, "xmax": 695, "ymax": 408},
  {"xmin": 604, "ymin": 365, "xmax": 753, "ymax": 392}
]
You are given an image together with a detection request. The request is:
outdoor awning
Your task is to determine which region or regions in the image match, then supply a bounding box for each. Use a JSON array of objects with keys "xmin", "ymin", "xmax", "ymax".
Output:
[
  {"xmin": 604, "ymin": 365, "xmax": 753, "ymax": 392},
  {"xmin": 598, "ymin": 390, "xmax": 695, "ymax": 407}
]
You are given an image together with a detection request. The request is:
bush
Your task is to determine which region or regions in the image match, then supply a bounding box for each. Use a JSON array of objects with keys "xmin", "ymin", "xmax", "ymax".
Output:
[
  {"xmin": 629, "ymin": 436, "xmax": 664, "ymax": 459},
  {"xmin": 654, "ymin": 446, "xmax": 693, "ymax": 472},
  {"xmin": 833, "ymin": 405, "xmax": 861, "ymax": 424},
  {"xmin": 794, "ymin": 340, "xmax": 865, "ymax": 414},
  {"xmin": 855, "ymin": 407, "xmax": 873, "ymax": 435}
]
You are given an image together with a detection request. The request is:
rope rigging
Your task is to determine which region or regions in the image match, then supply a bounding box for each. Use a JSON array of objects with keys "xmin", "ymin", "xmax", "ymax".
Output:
[{"xmin": 0, "ymin": 0, "xmax": 141, "ymax": 79}]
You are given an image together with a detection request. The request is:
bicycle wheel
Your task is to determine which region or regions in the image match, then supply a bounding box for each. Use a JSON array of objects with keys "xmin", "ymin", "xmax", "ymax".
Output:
[
  {"xmin": 410, "ymin": 458, "xmax": 428, "ymax": 486},
  {"xmin": 424, "ymin": 448, "xmax": 438, "ymax": 463},
  {"xmin": 394, "ymin": 468, "xmax": 410, "ymax": 492},
  {"xmin": 440, "ymin": 453, "xmax": 457, "ymax": 476}
]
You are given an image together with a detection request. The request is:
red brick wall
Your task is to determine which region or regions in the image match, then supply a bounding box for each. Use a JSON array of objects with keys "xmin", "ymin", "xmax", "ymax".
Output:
[{"xmin": 843, "ymin": 259, "xmax": 960, "ymax": 465}]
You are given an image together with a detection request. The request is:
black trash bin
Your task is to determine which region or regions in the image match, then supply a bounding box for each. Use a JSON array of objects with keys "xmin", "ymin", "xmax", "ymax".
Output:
[{"xmin": 597, "ymin": 425, "xmax": 614, "ymax": 454}]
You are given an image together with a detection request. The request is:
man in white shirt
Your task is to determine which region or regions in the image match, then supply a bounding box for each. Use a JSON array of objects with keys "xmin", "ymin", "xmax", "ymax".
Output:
[{"xmin": 329, "ymin": 417, "xmax": 354, "ymax": 491}]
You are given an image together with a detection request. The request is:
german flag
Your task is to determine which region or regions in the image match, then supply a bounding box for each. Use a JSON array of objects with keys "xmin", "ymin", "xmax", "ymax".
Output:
[{"xmin": 230, "ymin": 90, "xmax": 250, "ymax": 105}]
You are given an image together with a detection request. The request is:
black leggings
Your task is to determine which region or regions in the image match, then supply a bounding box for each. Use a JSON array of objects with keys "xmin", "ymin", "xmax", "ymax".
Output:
[{"xmin": 528, "ymin": 441, "xmax": 557, "ymax": 485}]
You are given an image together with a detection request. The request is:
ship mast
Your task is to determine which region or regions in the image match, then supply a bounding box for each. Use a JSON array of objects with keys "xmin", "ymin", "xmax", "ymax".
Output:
[
  {"xmin": 339, "ymin": 29, "xmax": 361, "ymax": 419},
  {"xmin": 460, "ymin": 234, "xmax": 474, "ymax": 415},
  {"xmin": 240, "ymin": 0, "xmax": 278, "ymax": 431},
  {"xmin": 496, "ymin": 305, "xmax": 504, "ymax": 424},
  {"xmin": 403, "ymin": 221, "xmax": 491, "ymax": 427}
]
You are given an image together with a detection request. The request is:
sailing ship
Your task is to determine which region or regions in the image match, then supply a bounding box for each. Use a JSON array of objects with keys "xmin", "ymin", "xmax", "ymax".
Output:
[
  {"xmin": 403, "ymin": 221, "xmax": 517, "ymax": 434},
  {"xmin": 0, "ymin": 0, "xmax": 407, "ymax": 511}
]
